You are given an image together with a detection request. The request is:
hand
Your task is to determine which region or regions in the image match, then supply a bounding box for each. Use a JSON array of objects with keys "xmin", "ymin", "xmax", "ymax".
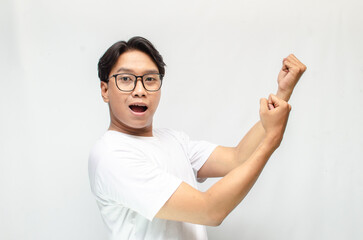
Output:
[
  {"xmin": 260, "ymin": 94, "xmax": 291, "ymax": 148},
  {"xmin": 276, "ymin": 54, "xmax": 307, "ymax": 101}
]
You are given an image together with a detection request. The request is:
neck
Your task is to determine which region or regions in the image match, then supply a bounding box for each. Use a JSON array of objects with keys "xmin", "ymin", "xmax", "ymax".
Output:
[{"xmin": 108, "ymin": 120, "xmax": 153, "ymax": 137}]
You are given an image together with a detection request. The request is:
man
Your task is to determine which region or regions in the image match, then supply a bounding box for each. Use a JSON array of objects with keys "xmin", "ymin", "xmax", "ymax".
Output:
[{"xmin": 88, "ymin": 36, "xmax": 306, "ymax": 240}]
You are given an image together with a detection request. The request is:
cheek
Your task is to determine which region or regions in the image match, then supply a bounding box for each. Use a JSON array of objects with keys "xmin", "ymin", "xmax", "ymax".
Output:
[
  {"xmin": 151, "ymin": 94, "xmax": 161, "ymax": 110},
  {"xmin": 109, "ymin": 87, "xmax": 128, "ymax": 101},
  {"xmin": 109, "ymin": 92, "xmax": 128, "ymax": 112}
]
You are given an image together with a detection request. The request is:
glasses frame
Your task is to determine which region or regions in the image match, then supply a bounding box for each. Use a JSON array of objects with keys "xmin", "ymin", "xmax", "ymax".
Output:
[{"xmin": 109, "ymin": 73, "xmax": 164, "ymax": 92}]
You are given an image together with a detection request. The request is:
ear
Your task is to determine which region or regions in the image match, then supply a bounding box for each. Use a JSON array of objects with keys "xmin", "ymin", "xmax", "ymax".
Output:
[{"xmin": 100, "ymin": 81, "xmax": 110, "ymax": 103}]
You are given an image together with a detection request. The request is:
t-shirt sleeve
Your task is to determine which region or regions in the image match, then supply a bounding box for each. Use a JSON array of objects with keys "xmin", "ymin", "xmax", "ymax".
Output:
[
  {"xmin": 176, "ymin": 131, "xmax": 218, "ymax": 182},
  {"xmin": 94, "ymin": 148, "xmax": 182, "ymax": 221}
]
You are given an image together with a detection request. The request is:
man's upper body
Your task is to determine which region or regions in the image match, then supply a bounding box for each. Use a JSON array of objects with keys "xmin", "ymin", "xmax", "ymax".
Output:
[
  {"xmin": 89, "ymin": 128, "xmax": 217, "ymax": 239},
  {"xmin": 89, "ymin": 36, "xmax": 306, "ymax": 239}
]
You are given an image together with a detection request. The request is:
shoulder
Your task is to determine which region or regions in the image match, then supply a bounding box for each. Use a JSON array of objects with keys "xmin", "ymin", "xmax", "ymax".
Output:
[
  {"xmin": 89, "ymin": 131, "xmax": 134, "ymax": 160},
  {"xmin": 155, "ymin": 128, "xmax": 189, "ymax": 142},
  {"xmin": 88, "ymin": 131, "xmax": 145, "ymax": 177}
]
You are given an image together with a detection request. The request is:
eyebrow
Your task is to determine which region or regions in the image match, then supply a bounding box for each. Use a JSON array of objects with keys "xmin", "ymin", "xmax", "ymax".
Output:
[{"xmin": 115, "ymin": 67, "xmax": 159, "ymax": 74}]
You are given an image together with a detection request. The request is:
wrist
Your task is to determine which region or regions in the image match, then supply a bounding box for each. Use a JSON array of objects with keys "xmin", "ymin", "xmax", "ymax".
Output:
[
  {"xmin": 276, "ymin": 88, "xmax": 292, "ymax": 102},
  {"xmin": 263, "ymin": 132, "xmax": 283, "ymax": 150}
]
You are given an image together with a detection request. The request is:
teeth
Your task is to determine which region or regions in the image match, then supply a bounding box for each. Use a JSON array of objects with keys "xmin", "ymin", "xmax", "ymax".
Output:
[{"xmin": 129, "ymin": 104, "xmax": 148, "ymax": 110}]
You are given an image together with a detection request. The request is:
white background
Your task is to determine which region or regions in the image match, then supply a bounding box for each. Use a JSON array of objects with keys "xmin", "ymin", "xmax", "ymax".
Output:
[{"xmin": 1, "ymin": 0, "xmax": 362, "ymax": 239}]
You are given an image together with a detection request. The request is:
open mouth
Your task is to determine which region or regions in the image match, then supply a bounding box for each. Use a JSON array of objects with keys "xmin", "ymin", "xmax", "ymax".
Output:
[{"xmin": 129, "ymin": 104, "xmax": 148, "ymax": 113}]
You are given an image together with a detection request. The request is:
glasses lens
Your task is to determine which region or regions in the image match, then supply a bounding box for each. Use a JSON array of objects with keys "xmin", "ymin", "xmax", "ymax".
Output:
[
  {"xmin": 143, "ymin": 74, "xmax": 162, "ymax": 91},
  {"xmin": 116, "ymin": 74, "xmax": 136, "ymax": 91}
]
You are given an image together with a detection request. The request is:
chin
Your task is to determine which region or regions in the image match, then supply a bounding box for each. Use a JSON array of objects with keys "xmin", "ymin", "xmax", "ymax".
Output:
[{"xmin": 124, "ymin": 119, "xmax": 153, "ymax": 130}]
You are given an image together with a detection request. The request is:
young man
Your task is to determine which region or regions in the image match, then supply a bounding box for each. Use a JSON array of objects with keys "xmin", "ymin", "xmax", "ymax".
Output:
[{"xmin": 88, "ymin": 36, "xmax": 306, "ymax": 240}]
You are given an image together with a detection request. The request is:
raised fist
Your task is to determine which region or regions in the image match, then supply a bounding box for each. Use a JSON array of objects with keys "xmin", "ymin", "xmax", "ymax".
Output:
[
  {"xmin": 277, "ymin": 54, "xmax": 307, "ymax": 101},
  {"xmin": 260, "ymin": 94, "xmax": 291, "ymax": 148}
]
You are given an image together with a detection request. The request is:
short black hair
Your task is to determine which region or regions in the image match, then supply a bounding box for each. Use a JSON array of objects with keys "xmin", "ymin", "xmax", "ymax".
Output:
[{"xmin": 98, "ymin": 36, "xmax": 166, "ymax": 83}]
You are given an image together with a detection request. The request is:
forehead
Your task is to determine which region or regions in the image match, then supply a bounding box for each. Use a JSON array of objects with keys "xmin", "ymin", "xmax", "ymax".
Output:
[{"xmin": 111, "ymin": 50, "xmax": 158, "ymax": 75}]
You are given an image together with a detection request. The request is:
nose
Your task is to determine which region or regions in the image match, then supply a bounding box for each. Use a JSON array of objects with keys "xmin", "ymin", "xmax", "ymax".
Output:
[{"xmin": 131, "ymin": 77, "xmax": 146, "ymax": 97}]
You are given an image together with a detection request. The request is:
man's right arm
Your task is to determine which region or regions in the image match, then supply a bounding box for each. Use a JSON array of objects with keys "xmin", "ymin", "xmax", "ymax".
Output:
[{"xmin": 155, "ymin": 95, "xmax": 291, "ymax": 226}]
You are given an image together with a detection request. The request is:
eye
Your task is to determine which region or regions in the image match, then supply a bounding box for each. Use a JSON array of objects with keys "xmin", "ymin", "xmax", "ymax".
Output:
[
  {"xmin": 145, "ymin": 77, "xmax": 156, "ymax": 82},
  {"xmin": 121, "ymin": 76, "xmax": 132, "ymax": 81},
  {"xmin": 117, "ymin": 75, "xmax": 134, "ymax": 82}
]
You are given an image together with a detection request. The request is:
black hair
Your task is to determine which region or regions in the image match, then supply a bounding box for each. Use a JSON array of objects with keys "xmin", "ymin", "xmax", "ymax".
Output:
[{"xmin": 98, "ymin": 36, "xmax": 166, "ymax": 83}]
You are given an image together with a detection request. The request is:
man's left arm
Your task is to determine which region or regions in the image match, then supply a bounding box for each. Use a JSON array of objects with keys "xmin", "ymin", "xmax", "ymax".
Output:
[{"xmin": 198, "ymin": 54, "xmax": 306, "ymax": 179}]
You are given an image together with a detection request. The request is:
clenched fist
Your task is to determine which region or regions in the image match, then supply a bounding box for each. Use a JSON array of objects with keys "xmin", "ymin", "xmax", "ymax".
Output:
[
  {"xmin": 260, "ymin": 94, "xmax": 291, "ymax": 148},
  {"xmin": 276, "ymin": 54, "xmax": 307, "ymax": 101}
]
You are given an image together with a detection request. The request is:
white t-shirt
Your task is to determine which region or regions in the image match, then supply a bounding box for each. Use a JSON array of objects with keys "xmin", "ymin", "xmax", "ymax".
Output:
[{"xmin": 88, "ymin": 128, "xmax": 217, "ymax": 240}]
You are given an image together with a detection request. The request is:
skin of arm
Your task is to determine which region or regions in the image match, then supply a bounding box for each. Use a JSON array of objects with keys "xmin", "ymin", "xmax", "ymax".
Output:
[
  {"xmin": 156, "ymin": 95, "xmax": 291, "ymax": 226},
  {"xmin": 197, "ymin": 54, "xmax": 306, "ymax": 178}
]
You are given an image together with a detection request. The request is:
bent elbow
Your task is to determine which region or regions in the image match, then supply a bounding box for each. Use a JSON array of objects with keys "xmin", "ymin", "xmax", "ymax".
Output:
[
  {"xmin": 211, "ymin": 219, "xmax": 223, "ymax": 227},
  {"xmin": 205, "ymin": 209, "xmax": 226, "ymax": 226},
  {"xmin": 207, "ymin": 216, "xmax": 224, "ymax": 226}
]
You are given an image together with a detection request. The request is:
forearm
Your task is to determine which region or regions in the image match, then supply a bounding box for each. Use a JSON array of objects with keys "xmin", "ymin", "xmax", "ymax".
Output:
[
  {"xmin": 235, "ymin": 121, "xmax": 266, "ymax": 164},
  {"xmin": 234, "ymin": 89, "xmax": 292, "ymax": 165},
  {"xmin": 206, "ymin": 136, "xmax": 277, "ymax": 225}
]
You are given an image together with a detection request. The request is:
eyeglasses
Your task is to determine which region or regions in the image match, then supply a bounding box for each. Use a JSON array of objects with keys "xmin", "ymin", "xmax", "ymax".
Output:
[{"xmin": 109, "ymin": 73, "xmax": 163, "ymax": 92}]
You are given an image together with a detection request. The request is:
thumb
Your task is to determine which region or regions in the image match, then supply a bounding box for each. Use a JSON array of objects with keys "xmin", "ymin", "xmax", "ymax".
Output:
[
  {"xmin": 268, "ymin": 94, "xmax": 275, "ymax": 110},
  {"xmin": 260, "ymin": 98, "xmax": 269, "ymax": 113},
  {"xmin": 269, "ymin": 94, "xmax": 281, "ymax": 108}
]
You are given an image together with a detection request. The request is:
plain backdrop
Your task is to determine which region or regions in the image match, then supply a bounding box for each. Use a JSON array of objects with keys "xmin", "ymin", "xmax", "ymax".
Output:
[{"xmin": 1, "ymin": 0, "xmax": 362, "ymax": 239}]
